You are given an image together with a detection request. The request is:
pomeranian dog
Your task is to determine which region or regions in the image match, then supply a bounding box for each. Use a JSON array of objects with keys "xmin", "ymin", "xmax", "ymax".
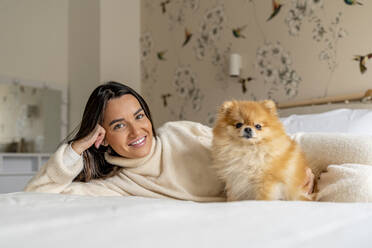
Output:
[{"xmin": 211, "ymin": 100, "xmax": 315, "ymax": 201}]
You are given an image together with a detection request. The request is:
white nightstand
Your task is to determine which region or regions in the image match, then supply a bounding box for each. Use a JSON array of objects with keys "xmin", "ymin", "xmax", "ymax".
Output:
[{"xmin": 0, "ymin": 153, "xmax": 50, "ymax": 193}]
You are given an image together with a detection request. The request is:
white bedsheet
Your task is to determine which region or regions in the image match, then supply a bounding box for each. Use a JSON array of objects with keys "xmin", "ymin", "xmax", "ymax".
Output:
[{"xmin": 1, "ymin": 192, "xmax": 372, "ymax": 248}]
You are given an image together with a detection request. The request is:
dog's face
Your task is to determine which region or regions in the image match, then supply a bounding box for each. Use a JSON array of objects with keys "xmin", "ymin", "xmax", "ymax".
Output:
[{"xmin": 214, "ymin": 100, "xmax": 285, "ymax": 144}]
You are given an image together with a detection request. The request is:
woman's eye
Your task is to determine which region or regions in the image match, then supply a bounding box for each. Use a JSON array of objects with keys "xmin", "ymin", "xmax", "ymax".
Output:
[
  {"xmin": 114, "ymin": 123, "xmax": 125, "ymax": 130},
  {"xmin": 136, "ymin": 113, "xmax": 144, "ymax": 120},
  {"xmin": 255, "ymin": 124, "xmax": 262, "ymax": 130},
  {"xmin": 235, "ymin": 123, "xmax": 243, "ymax": 128}
]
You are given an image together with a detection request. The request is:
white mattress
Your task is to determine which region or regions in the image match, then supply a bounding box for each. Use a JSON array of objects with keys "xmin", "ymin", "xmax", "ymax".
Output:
[{"xmin": 1, "ymin": 192, "xmax": 372, "ymax": 248}]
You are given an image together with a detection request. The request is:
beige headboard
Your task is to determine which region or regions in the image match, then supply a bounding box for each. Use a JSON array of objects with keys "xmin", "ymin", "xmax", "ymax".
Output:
[{"xmin": 278, "ymin": 102, "xmax": 372, "ymax": 118}]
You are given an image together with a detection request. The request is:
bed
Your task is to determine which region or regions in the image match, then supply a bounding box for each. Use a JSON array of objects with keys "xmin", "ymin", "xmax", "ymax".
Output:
[
  {"xmin": 1, "ymin": 192, "xmax": 372, "ymax": 248},
  {"xmin": 1, "ymin": 101, "xmax": 372, "ymax": 248}
]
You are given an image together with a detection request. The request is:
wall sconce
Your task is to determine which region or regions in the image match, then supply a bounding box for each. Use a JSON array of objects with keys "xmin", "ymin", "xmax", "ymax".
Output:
[
  {"xmin": 229, "ymin": 53, "xmax": 242, "ymax": 77},
  {"xmin": 229, "ymin": 53, "xmax": 255, "ymax": 94}
]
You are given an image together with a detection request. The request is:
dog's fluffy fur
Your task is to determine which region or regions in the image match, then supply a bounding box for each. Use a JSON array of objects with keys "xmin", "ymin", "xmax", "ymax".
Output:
[{"xmin": 211, "ymin": 100, "xmax": 315, "ymax": 201}]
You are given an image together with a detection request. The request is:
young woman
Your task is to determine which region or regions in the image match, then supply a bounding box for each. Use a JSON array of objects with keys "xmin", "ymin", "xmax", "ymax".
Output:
[{"xmin": 24, "ymin": 81, "xmax": 225, "ymax": 202}]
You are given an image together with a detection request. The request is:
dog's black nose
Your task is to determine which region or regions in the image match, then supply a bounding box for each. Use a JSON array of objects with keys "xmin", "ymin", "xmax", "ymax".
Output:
[
  {"xmin": 243, "ymin": 127, "xmax": 252, "ymax": 138},
  {"xmin": 244, "ymin": 127, "xmax": 252, "ymax": 134}
]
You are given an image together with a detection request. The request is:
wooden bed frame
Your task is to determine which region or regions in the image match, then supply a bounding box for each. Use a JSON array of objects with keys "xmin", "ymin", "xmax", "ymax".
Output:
[{"xmin": 277, "ymin": 89, "xmax": 372, "ymax": 117}]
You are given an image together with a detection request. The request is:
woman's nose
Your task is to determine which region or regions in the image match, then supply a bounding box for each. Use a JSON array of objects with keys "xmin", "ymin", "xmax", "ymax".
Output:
[{"xmin": 128, "ymin": 123, "xmax": 141, "ymax": 137}]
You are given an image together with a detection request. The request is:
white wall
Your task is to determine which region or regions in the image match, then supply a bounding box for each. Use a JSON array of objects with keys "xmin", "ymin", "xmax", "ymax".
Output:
[
  {"xmin": 68, "ymin": 0, "xmax": 100, "ymax": 132},
  {"xmin": 0, "ymin": 0, "xmax": 68, "ymax": 90},
  {"xmin": 0, "ymin": 0, "xmax": 141, "ymax": 134},
  {"xmin": 100, "ymin": 0, "xmax": 141, "ymax": 92},
  {"xmin": 69, "ymin": 0, "xmax": 141, "ymax": 132}
]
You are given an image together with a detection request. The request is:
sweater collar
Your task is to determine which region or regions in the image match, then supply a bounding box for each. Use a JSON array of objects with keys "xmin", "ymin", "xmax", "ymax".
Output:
[{"xmin": 104, "ymin": 137, "xmax": 158, "ymax": 169}]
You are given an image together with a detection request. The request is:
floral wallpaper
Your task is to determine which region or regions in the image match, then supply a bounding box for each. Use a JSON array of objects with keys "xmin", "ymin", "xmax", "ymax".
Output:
[{"xmin": 141, "ymin": 0, "xmax": 372, "ymax": 128}]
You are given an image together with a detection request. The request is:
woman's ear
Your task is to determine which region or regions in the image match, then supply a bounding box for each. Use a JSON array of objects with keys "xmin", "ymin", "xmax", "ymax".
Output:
[{"xmin": 102, "ymin": 139, "xmax": 108, "ymax": 147}]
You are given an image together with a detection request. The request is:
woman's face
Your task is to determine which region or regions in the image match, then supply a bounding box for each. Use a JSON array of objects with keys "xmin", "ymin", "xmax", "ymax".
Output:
[{"xmin": 102, "ymin": 94, "xmax": 153, "ymax": 159}]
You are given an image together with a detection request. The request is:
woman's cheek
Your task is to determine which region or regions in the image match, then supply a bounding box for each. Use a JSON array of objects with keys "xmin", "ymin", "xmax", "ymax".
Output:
[{"xmin": 107, "ymin": 133, "xmax": 121, "ymax": 148}]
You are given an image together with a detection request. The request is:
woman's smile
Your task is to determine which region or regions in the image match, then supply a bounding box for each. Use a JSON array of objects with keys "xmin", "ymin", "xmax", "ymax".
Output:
[{"xmin": 128, "ymin": 136, "xmax": 146, "ymax": 147}]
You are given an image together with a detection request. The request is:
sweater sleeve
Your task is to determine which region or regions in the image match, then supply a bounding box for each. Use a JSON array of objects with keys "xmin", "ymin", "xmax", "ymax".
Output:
[
  {"xmin": 63, "ymin": 143, "xmax": 82, "ymax": 167},
  {"xmin": 23, "ymin": 144, "xmax": 121, "ymax": 196}
]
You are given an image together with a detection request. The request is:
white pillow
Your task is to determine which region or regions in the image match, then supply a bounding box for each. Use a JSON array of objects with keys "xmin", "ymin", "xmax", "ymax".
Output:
[{"xmin": 280, "ymin": 108, "xmax": 372, "ymax": 135}]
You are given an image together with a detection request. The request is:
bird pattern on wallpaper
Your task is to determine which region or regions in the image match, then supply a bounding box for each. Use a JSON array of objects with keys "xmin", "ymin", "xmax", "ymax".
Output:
[
  {"xmin": 267, "ymin": 0, "xmax": 283, "ymax": 21},
  {"xmin": 159, "ymin": 4, "xmax": 226, "ymax": 121},
  {"xmin": 277, "ymin": 0, "xmax": 348, "ymax": 97},
  {"xmin": 141, "ymin": 0, "xmax": 367, "ymax": 126},
  {"xmin": 354, "ymin": 53, "xmax": 372, "ymax": 74},
  {"xmin": 182, "ymin": 28, "xmax": 193, "ymax": 46},
  {"xmin": 160, "ymin": 0, "xmax": 171, "ymax": 14},
  {"xmin": 232, "ymin": 25, "xmax": 247, "ymax": 39},
  {"xmin": 161, "ymin": 93, "xmax": 172, "ymax": 107},
  {"xmin": 157, "ymin": 50, "xmax": 167, "ymax": 61},
  {"xmin": 344, "ymin": 0, "xmax": 363, "ymax": 6},
  {"xmin": 236, "ymin": 77, "xmax": 254, "ymax": 94}
]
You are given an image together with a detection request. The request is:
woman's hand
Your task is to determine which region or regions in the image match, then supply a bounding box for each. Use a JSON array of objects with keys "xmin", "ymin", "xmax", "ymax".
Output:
[{"xmin": 71, "ymin": 124, "xmax": 106, "ymax": 155}]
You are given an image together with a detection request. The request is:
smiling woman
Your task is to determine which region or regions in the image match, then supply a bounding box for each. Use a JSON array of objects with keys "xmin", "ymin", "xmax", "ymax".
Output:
[
  {"xmin": 102, "ymin": 94, "xmax": 154, "ymax": 159},
  {"xmin": 24, "ymin": 81, "xmax": 225, "ymax": 202},
  {"xmin": 65, "ymin": 81, "xmax": 156, "ymax": 182}
]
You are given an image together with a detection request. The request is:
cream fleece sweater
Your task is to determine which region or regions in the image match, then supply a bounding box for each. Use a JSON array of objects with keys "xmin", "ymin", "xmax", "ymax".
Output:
[{"xmin": 24, "ymin": 121, "xmax": 226, "ymax": 202}]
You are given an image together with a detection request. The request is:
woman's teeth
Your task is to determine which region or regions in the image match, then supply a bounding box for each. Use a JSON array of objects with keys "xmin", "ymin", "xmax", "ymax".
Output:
[{"xmin": 130, "ymin": 137, "xmax": 145, "ymax": 146}]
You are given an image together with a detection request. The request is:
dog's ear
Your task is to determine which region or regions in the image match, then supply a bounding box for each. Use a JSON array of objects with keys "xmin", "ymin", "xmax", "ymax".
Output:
[
  {"xmin": 219, "ymin": 101, "xmax": 234, "ymax": 115},
  {"xmin": 261, "ymin": 100, "xmax": 277, "ymax": 116}
]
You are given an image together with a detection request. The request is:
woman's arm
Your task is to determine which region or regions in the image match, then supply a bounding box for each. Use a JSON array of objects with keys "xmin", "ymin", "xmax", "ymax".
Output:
[{"xmin": 23, "ymin": 144, "xmax": 121, "ymax": 196}]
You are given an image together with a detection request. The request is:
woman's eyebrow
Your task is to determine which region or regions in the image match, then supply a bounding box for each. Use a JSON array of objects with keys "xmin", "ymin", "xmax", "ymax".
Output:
[
  {"xmin": 109, "ymin": 118, "xmax": 125, "ymax": 126},
  {"xmin": 133, "ymin": 108, "xmax": 143, "ymax": 116},
  {"xmin": 109, "ymin": 108, "xmax": 143, "ymax": 126}
]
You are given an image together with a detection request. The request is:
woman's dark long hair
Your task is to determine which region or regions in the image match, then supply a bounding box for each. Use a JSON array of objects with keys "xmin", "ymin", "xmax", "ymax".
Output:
[{"xmin": 68, "ymin": 81, "xmax": 156, "ymax": 182}]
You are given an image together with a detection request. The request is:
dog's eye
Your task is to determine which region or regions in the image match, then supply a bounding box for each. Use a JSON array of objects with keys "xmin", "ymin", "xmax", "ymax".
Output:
[
  {"xmin": 255, "ymin": 124, "xmax": 262, "ymax": 130},
  {"xmin": 235, "ymin": 123, "xmax": 243, "ymax": 128}
]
